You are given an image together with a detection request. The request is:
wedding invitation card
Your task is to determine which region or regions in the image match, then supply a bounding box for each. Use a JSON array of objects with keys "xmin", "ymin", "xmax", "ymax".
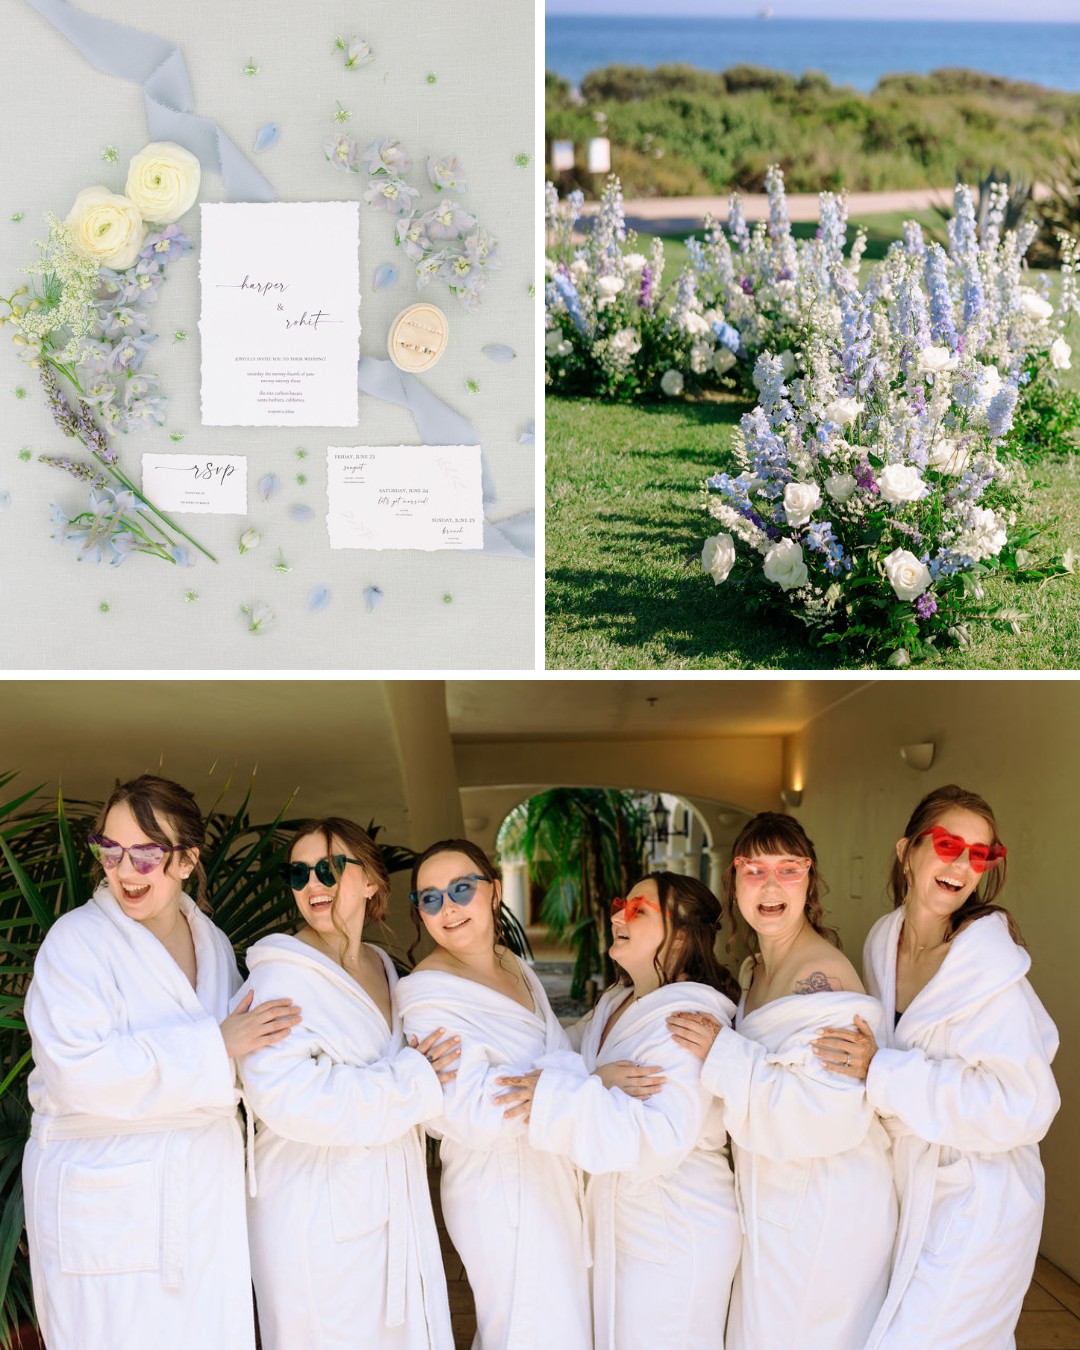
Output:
[
  {"xmin": 199, "ymin": 203, "xmax": 361, "ymax": 427},
  {"xmin": 141, "ymin": 453, "xmax": 248, "ymax": 513},
  {"xmin": 326, "ymin": 446, "xmax": 484, "ymax": 551}
]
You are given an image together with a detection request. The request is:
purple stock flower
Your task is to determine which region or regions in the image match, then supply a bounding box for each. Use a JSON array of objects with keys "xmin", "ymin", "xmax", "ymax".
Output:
[
  {"xmin": 639, "ymin": 264, "xmax": 653, "ymax": 310},
  {"xmin": 915, "ymin": 593, "xmax": 937, "ymax": 619}
]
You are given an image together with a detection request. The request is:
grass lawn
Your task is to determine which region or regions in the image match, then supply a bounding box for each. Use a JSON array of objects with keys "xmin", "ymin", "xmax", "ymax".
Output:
[{"xmin": 544, "ymin": 395, "xmax": 1080, "ymax": 671}]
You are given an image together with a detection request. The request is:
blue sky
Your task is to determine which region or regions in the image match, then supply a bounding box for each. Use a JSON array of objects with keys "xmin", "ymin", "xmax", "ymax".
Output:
[{"xmin": 546, "ymin": 0, "xmax": 1080, "ymax": 19}]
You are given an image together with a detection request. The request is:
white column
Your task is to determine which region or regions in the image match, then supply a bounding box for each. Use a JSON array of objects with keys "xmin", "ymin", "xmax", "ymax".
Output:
[
  {"xmin": 707, "ymin": 849, "xmax": 727, "ymax": 898},
  {"xmin": 501, "ymin": 858, "xmax": 529, "ymax": 926}
]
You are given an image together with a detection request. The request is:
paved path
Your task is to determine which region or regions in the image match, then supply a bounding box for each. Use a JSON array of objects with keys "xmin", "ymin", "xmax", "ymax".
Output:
[{"xmin": 577, "ymin": 184, "xmax": 1050, "ymax": 235}]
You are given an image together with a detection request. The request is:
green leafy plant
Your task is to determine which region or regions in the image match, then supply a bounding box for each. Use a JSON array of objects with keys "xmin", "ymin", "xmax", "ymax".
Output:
[{"xmin": 520, "ymin": 788, "xmax": 649, "ymax": 1000}]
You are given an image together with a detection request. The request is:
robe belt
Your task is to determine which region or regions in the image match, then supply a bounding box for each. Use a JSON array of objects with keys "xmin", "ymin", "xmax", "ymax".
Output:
[
  {"xmin": 30, "ymin": 1107, "xmax": 241, "ymax": 1289},
  {"xmin": 385, "ymin": 1142, "xmax": 409, "ymax": 1328}
]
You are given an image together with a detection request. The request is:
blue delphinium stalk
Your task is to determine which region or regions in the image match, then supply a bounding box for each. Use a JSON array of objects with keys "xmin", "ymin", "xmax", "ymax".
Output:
[
  {"xmin": 727, "ymin": 194, "xmax": 751, "ymax": 254},
  {"xmin": 986, "ymin": 380, "xmax": 1019, "ymax": 439},
  {"xmin": 668, "ymin": 267, "xmax": 698, "ymax": 334},
  {"xmin": 752, "ymin": 352, "xmax": 790, "ymax": 422},
  {"xmin": 839, "ymin": 287, "xmax": 872, "ymax": 380},
  {"xmin": 902, "ymin": 220, "xmax": 926, "ymax": 258},
  {"xmin": 924, "ymin": 244, "xmax": 958, "ymax": 351},
  {"xmin": 549, "ymin": 274, "xmax": 588, "ymax": 337},
  {"xmin": 948, "ymin": 185, "xmax": 979, "ymax": 262},
  {"xmin": 686, "ymin": 237, "xmax": 706, "ymax": 273},
  {"xmin": 741, "ymin": 405, "xmax": 792, "ymax": 494},
  {"xmin": 764, "ymin": 164, "xmax": 797, "ymax": 281}
]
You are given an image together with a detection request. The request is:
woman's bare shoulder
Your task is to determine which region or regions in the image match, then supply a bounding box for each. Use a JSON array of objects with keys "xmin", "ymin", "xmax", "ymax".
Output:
[{"xmin": 791, "ymin": 941, "xmax": 864, "ymax": 996}]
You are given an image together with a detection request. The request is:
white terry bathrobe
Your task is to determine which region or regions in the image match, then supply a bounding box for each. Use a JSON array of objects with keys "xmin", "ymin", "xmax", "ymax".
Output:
[
  {"xmin": 698, "ymin": 975, "xmax": 897, "ymax": 1350},
  {"xmin": 528, "ymin": 981, "xmax": 741, "ymax": 1350},
  {"xmin": 862, "ymin": 909, "xmax": 1060, "ymax": 1350},
  {"xmin": 237, "ymin": 935, "xmax": 453, "ymax": 1350},
  {"xmin": 396, "ymin": 959, "xmax": 592, "ymax": 1350},
  {"xmin": 22, "ymin": 887, "xmax": 254, "ymax": 1350}
]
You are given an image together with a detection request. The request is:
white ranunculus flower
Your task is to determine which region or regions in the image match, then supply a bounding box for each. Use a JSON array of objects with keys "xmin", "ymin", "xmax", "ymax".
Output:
[
  {"xmin": 65, "ymin": 186, "xmax": 147, "ymax": 269},
  {"xmin": 597, "ymin": 275, "xmax": 624, "ymax": 297},
  {"xmin": 927, "ymin": 438, "xmax": 970, "ymax": 475},
  {"xmin": 884, "ymin": 548, "xmax": 931, "ymax": 601},
  {"xmin": 825, "ymin": 472, "xmax": 857, "ymax": 503},
  {"xmin": 1050, "ymin": 337, "xmax": 1072, "ymax": 370},
  {"xmin": 125, "ymin": 142, "xmax": 201, "ymax": 224},
  {"xmin": 783, "ymin": 480, "xmax": 822, "ymax": 528},
  {"xmin": 622, "ymin": 252, "xmax": 647, "ymax": 273},
  {"xmin": 916, "ymin": 345, "xmax": 958, "ymax": 375},
  {"xmin": 824, "ymin": 397, "xmax": 863, "ymax": 427},
  {"xmin": 878, "ymin": 463, "xmax": 926, "ymax": 504},
  {"xmin": 762, "ymin": 538, "xmax": 809, "ymax": 591},
  {"xmin": 701, "ymin": 533, "xmax": 736, "ymax": 585},
  {"xmin": 1020, "ymin": 289, "xmax": 1053, "ymax": 321},
  {"xmin": 713, "ymin": 347, "xmax": 736, "ymax": 375},
  {"xmin": 660, "ymin": 369, "xmax": 684, "ymax": 397}
]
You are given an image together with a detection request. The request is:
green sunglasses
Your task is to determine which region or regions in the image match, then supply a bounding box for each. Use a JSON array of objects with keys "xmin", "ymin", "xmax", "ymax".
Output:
[{"xmin": 280, "ymin": 856, "xmax": 364, "ymax": 891}]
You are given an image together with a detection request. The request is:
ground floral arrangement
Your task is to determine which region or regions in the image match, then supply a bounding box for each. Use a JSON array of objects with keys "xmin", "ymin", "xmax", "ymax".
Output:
[{"xmin": 545, "ymin": 169, "xmax": 1080, "ymax": 663}]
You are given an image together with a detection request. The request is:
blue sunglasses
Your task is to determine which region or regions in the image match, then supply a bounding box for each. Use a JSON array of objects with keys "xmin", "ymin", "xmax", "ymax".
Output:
[{"xmin": 409, "ymin": 873, "xmax": 488, "ymax": 916}]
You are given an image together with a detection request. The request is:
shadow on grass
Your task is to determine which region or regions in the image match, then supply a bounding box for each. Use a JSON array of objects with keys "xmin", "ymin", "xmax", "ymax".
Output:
[{"xmin": 546, "ymin": 558, "xmax": 848, "ymax": 669}]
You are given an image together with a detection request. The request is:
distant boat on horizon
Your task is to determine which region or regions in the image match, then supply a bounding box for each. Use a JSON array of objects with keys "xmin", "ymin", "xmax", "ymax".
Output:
[{"xmin": 757, "ymin": 6, "xmax": 774, "ymax": 18}]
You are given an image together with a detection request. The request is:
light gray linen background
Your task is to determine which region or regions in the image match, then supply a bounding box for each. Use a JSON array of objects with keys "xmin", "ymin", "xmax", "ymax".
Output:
[{"xmin": 0, "ymin": 0, "xmax": 535, "ymax": 670}]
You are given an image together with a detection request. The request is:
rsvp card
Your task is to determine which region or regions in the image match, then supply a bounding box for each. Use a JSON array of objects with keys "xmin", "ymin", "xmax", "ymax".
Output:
[
  {"xmin": 199, "ymin": 203, "xmax": 361, "ymax": 427},
  {"xmin": 142, "ymin": 453, "xmax": 247, "ymax": 513},
  {"xmin": 326, "ymin": 446, "xmax": 484, "ymax": 551}
]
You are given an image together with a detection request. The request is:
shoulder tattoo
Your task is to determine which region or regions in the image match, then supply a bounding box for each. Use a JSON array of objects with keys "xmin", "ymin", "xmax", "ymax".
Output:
[{"xmin": 794, "ymin": 971, "xmax": 842, "ymax": 995}]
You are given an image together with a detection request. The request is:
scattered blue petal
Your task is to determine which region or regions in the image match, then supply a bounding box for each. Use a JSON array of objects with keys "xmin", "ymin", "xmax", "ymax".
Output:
[
  {"xmin": 258, "ymin": 472, "xmax": 281, "ymax": 502},
  {"xmin": 289, "ymin": 504, "xmax": 315, "ymax": 523},
  {"xmin": 254, "ymin": 123, "xmax": 279, "ymax": 153},
  {"xmin": 0, "ymin": 492, "xmax": 10, "ymax": 511},
  {"xmin": 169, "ymin": 545, "xmax": 194, "ymax": 566},
  {"xmin": 374, "ymin": 264, "xmax": 398, "ymax": 290},
  {"xmin": 482, "ymin": 344, "xmax": 516, "ymax": 363},
  {"xmin": 518, "ymin": 420, "xmax": 535, "ymax": 445},
  {"xmin": 307, "ymin": 585, "xmax": 331, "ymax": 612},
  {"xmin": 364, "ymin": 585, "xmax": 384, "ymax": 612}
]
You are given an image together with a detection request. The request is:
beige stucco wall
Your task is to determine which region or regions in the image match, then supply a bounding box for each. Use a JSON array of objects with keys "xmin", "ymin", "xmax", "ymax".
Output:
[{"xmin": 791, "ymin": 680, "xmax": 1080, "ymax": 1282}]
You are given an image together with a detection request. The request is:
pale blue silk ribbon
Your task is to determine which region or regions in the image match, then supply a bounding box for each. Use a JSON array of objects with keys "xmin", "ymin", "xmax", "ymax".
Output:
[{"xmin": 26, "ymin": 0, "xmax": 534, "ymax": 558}]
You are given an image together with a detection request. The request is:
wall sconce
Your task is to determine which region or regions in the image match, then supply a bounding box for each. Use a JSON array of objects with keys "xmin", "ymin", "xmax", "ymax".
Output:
[
  {"xmin": 780, "ymin": 787, "xmax": 803, "ymax": 809},
  {"xmin": 900, "ymin": 742, "xmax": 936, "ymax": 771}
]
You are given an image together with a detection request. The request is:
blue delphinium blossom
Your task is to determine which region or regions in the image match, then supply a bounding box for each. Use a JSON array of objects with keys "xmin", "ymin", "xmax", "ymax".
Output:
[
  {"xmin": 550, "ymin": 274, "xmax": 588, "ymax": 337},
  {"xmin": 764, "ymin": 164, "xmax": 797, "ymax": 280},
  {"xmin": 728, "ymin": 194, "xmax": 751, "ymax": 253},
  {"xmin": 712, "ymin": 320, "xmax": 741, "ymax": 353},
  {"xmin": 924, "ymin": 244, "xmax": 958, "ymax": 351},
  {"xmin": 686, "ymin": 237, "xmax": 706, "ymax": 272},
  {"xmin": 986, "ymin": 381, "xmax": 1019, "ymax": 439},
  {"xmin": 840, "ymin": 287, "xmax": 872, "ymax": 379},
  {"xmin": 902, "ymin": 220, "xmax": 926, "ymax": 258}
]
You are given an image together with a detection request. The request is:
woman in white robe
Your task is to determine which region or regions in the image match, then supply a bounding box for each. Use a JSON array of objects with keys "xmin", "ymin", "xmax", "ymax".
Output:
[
  {"xmin": 669, "ymin": 813, "xmax": 896, "ymax": 1350},
  {"xmin": 811, "ymin": 784, "xmax": 1060, "ymax": 1350},
  {"xmin": 496, "ymin": 872, "xmax": 743, "ymax": 1350},
  {"xmin": 395, "ymin": 839, "xmax": 592, "ymax": 1350},
  {"xmin": 238, "ymin": 816, "xmax": 458, "ymax": 1350},
  {"xmin": 22, "ymin": 774, "xmax": 299, "ymax": 1350}
]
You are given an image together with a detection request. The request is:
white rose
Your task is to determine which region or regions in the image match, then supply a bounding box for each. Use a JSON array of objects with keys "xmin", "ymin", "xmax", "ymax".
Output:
[
  {"xmin": 701, "ymin": 533, "xmax": 736, "ymax": 585},
  {"xmin": 884, "ymin": 548, "xmax": 931, "ymax": 601},
  {"xmin": 958, "ymin": 506, "xmax": 1008, "ymax": 560},
  {"xmin": 1020, "ymin": 289, "xmax": 1053, "ymax": 321},
  {"xmin": 825, "ymin": 397, "xmax": 863, "ymax": 427},
  {"xmin": 611, "ymin": 328, "xmax": 641, "ymax": 355},
  {"xmin": 783, "ymin": 480, "xmax": 822, "ymax": 527},
  {"xmin": 825, "ymin": 472, "xmax": 857, "ymax": 503},
  {"xmin": 974, "ymin": 364, "xmax": 1002, "ymax": 405},
  {"xmin": 916, "ymin": 345, "xmax": 958, "ymax": 375},
  {"xmin": 1050, "ymin": 337, "xmax": 1072, "ymax": 371},
  {"xmin": 569, "ymin": 259, "xmax": 589, "ymax": 283},
  {"xmin": 927, "ymin": 438, "xmax": 970, "ymax": 475},
  {"xmin": 713, "ymin": 347, "xmax": 736, "ymax": 375},
  {"xmin": 544, "ymin": 329, "xmax": 564, "ymax": 354},
  {"xmin": 65, "ymin": 186, "xmax": 147, "ymax": 269},
  {"xmin": 690, "ymin": 340, "xmax": 712, "ymax": 374},
  {"xmin": 661, "ymin": 369, "xmax": 684, "ymax": 397},
  {"xmin": 125, "ymin": 142, "xmax": 201, "ymax": 224},
  {"xmin": 684, "ymin": 312, "xmax": 711, "ymax": 337},
  {"xmin": 623, "ymin": 252, "xmax": 647, "ymax": 273},
  {"xmin": 878, "ymin": 463, "xmax": 926, "ymax": 504},
  {"xmin": 556, "ymin": 340, "xmax": 573, "ymax": 357},
  {"xmin": 597, "ymin": 275, "xmax": 624, "ymax": 297},
  {"xmin": 762, "ymin": 538, "xmax": 809, "ymax": 591},
  {"xmin": 778, "ymin": 349, "xmax": 797, "ymax": 377}
]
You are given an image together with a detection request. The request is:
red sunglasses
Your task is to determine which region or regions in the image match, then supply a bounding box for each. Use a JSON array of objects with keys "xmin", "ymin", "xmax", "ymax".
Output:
[
  {"xmin": 611, "ymin": 896, "xmax": 661, "ymax": 922},
  {"xmin": 917, "ymin": 825, "xmax": 1006, "ymax": 874}
]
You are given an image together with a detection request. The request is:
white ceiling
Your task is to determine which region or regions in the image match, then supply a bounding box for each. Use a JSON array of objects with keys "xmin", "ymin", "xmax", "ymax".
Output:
[{"xmin": 446, "ymin": 679, "xmax": 874, "ymax": 741}]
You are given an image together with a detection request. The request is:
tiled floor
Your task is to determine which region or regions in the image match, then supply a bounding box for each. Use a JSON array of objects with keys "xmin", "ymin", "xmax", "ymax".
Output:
[{"xmin": 431, "ymin": 1183, "xmax": 1080, "ymax": 1350}]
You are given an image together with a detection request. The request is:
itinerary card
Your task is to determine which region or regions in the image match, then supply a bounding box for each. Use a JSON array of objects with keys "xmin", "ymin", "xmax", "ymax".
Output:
[
  {"xmin": 199, "ymin": 203, "xmax": 361, "ymax": 427},
  {"xmin": 326, "ymin": 446, "xmax": 484, "ymax": 551},
  {"xmin": 141, "ymin": 453, "xmax": 248, "ymax": 514}
]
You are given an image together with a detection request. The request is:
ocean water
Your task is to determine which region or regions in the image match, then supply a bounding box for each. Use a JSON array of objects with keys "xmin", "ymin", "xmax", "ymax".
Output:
[{"xmin": 546, "ymin": 16, "xmax": 1080, "ymax": 93}]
